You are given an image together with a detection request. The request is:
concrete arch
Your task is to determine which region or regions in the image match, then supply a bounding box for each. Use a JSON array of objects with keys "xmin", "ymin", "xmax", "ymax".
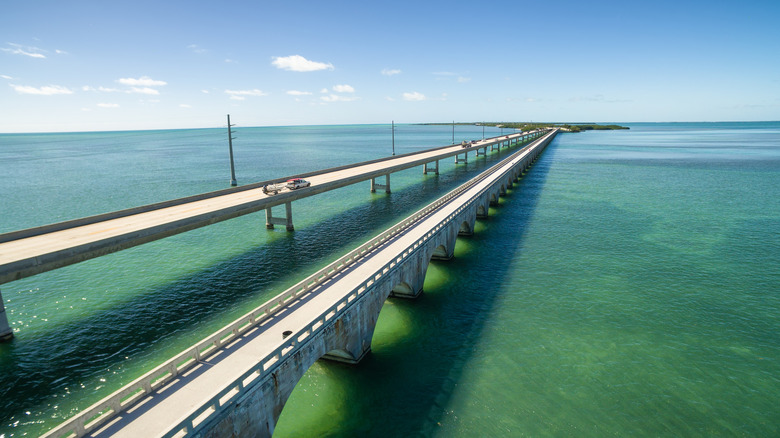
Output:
[
  {"xmin": 431, "ymin": 244, "xmax": 451, "ymax": 260},
  {"xmin": 476, "ymin": 195, "xmax": 491, "ymax": 218},
  {"xmin": 323, "ymin": 348, "xmax": 360, "ymax": 363},
  {"xmin": 391, "ymin": 281, "xmax": 415, "ymax": 296},
  {"xmin": 205, "ymin": 274, "xmax": 390, "ymax": 437},
  {"xmin": 458, "ymin": 220, "xmax": 473, "ymax": 236},
  {"xmin": 388, "ymin": 246, "xmax": 429, "ymax": 299}
]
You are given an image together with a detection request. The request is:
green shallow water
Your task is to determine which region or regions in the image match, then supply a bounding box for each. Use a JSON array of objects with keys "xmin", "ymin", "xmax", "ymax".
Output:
[
  {"xmin": 2, "ymin": 123, "xmax": 779, "ymax": 437},
  {"xmin": 274, "ymin": 123, "xmax": 780, "ymax": 437}
]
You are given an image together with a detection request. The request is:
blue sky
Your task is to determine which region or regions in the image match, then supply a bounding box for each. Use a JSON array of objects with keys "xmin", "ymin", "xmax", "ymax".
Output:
[{"xmin": 1, "ymin": 0, "xmax": 778, "ymax": 132}]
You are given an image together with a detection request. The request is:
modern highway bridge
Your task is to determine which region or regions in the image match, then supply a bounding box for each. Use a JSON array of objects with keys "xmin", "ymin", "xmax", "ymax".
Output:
[
  {"xmin": 0, "ymin": 130, "xmax": 546, "ymax": 343},
  {"xmin": 32, "ymin": 128, "xmax": 558, "ymax": 438}
]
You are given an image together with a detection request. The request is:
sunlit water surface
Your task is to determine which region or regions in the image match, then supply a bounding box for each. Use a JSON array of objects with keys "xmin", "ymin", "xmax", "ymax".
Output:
[{"xmin": 1, "ymin": 123, "xmax": 778, "ymax": 437}]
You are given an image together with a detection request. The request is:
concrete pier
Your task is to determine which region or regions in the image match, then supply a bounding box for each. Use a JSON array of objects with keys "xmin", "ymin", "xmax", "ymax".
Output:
[
  {"xmin": 265, "ymin": 202, "xmax": 294, "ymax": 231},
  {"xmin": 370, "ymin": 174, "xmax": 391, "ymax": 193},
  {"xmin": 0, "ymin": 289, "xmax": 12, "ymax": 341},
  {"xmin": 423, "ymin": 160, "xmax": 439, "ymax": 175}
]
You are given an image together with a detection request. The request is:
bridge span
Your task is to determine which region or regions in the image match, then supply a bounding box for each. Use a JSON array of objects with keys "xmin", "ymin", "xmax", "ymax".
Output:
[
  {"xmin": 0, "ymin": 130, "xmax": 546, "ymax": 342},
  {"xmin": 41, "ymin": 129, "xmax": 558, "ymax": 438}
]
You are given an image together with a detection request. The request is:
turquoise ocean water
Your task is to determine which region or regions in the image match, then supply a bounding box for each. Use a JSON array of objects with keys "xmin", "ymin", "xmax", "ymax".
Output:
[{"xmin": 0, "ymin": 122, "xmax": 778, "ymax": 437}]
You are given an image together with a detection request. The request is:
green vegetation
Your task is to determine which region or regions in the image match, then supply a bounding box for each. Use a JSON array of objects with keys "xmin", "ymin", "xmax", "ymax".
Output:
[
  {"xmin": 420, "ymin": 122, "xmax": 629, "ymax": 132},
  {"xmin": 479, "ymin": 122, "xmax": 629, "ymax": 132}
]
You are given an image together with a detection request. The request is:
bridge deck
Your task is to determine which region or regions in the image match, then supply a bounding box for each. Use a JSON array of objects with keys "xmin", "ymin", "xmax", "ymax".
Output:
[
  {"xmin": 84, "ymin": 133, "xmax": 545, "ymax": 438},
  {"xmin": 0, "ymin": 134, "xmax": 530, "ymax": 285}
]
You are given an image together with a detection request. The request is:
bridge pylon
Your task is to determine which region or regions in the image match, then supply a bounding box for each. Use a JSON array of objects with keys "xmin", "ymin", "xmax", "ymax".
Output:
[
  {"xmin": 0, "ymin": 289, "xmax": 12, "ymax": 342},
  {"xmin": 266, "ymin": 202, "xmax": 294, "ymax": 231},
  {"xmin": 370, "ymin": 174, "xmax": 391, "ymax": 193}
]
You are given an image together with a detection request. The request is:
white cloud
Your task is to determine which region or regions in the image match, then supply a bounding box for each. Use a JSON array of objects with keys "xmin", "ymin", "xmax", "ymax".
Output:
[
  {"xmin": 55, "ymin": 49, "xmax": 68, "ymax": 55},
  {"xmin": 1, "ymin": 75, "xmax": 13, "ymax": 80},
  {"xmin": 117, "ymin": 76, "xmax": 167, "ymax": 87},
  {"xmin": 321, "ymin": 94, "xmax": 359, "ymax": 102},
  {"xmin": 320, "ymin": 88, "xmax": 329, "ymax": 93},
  {"xmin": 201, "ymin": 90, "xmax": 210, "ymax": 94},
  {"xmin": 179, "ymin": 104, "xmax": 192, "ymax": 108},
  {"xmin": 97, "ymin": 103, "xmax": 119, "ymax": 108},
  {"xmin": 287, "ymin": 90, "xmax": 312, "ymax": 96},
  {"xmin": 187, "ymin": 44, "xmax": 207, "ymax": 54},
  {"xmin": 129, "ymin": 87, "xmax": 160, "ymax": 95},
  {"xmin": 2, "ymin": 43, "xmax": 46, "ymax": 59},
  {"xmin": 225, "ymin": 89, "xmax": 267, "ymax": 100},
  {"xmin": 332, "ymin": 84, "xmax": 355, "ymax": 93},
  {"xmin": 403, "ymin": 91, "xmax": 426, "ymax": 101},
  {"xmin": 382, "ymin": 68, "xmax": 401, "ymax": 76},
  {"xmin": 272, "ymin": 55, "xmax": 334, "ymax": 72},
  {"xmin": 10, "ymin": 84, "xmax": 73, "ymax": 95},
  {"xmin": 83, "ymin": 85, "xmax": 121, "ymax": 93},
  {"xmin": 457, "ymin": 76, "xmax": 471, "ymax": 83}
]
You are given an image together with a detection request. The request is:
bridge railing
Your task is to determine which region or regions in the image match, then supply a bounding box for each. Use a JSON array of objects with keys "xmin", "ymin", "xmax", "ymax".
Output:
[{"xmin": 41, "ymin": 130, "xmax": 554, "ymax": 438}]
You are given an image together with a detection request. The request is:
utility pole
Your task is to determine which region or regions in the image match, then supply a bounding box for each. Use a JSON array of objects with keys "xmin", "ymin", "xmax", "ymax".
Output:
[
  {"xmin": 482, "ymin": 122, "xmax": 485, "ymax": 139},
  {"xmin": 452, "ymin": 120, "xmax": 455, "ymax": 144},
  {"xmin": 227, "ymin": 114, "xmax": 237, "ymax": 186},
  {"xmin": 391, "ymin": 120, "xmax": 395, "ymax": 156}
]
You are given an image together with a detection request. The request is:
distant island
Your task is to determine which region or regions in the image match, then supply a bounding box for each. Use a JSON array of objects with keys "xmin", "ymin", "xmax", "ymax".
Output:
[{"xmin": 420, "ymin": 122, "xmax": 629, "ymax": 133}]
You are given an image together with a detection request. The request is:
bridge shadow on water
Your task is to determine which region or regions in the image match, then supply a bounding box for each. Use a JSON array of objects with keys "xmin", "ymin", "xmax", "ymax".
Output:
[
  {"xmin": 274, "ymin": 139, "xmax": 561, "ymax": 437},
  {"xmin": 0, "ymin": 147, "xmax": 529, "ymax": 432}
]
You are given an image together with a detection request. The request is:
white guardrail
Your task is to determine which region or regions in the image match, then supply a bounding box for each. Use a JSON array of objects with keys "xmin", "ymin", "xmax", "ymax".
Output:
[{"xmin": 42, "ymin": 130, "xmax": 555, "ymax": 438}]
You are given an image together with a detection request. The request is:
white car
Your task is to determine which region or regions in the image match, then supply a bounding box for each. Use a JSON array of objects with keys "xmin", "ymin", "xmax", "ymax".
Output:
[{"xmin": 285, "ymin": 178, "xmax": 311, "ymax": 190}]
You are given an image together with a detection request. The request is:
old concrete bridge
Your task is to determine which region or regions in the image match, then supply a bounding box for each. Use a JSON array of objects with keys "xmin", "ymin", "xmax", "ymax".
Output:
[{"xmin": 39, "ymin": 129, "xmax": 558, "ymax": 438}]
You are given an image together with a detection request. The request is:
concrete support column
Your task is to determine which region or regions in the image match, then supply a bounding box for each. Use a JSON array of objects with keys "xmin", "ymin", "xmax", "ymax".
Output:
[
  {"xmin": 423, "ymin": 160, "xmax": 439, "ymax": 175},
  {"xmin": 389, "ymin": 275, "xmax": 425, "ymax": 299},
  {"xmin": 370, "ymin": 174, "xmax": 391, "ymax": 193},
  {"xmin": 0, "ymin": 289, "xmax": 12, "ymax": 342},
  {"xmin": 455, "ymin": 152, "xmax": 468, "ymax": 164},
  {"xmin": 266, "ymin": 202, "xmax": 294, "ymax": 231},
  {"xmin": 489, "ymin": 191, "xmax": 500, "ymax": 206},
  {"xmin": 476, "ymin": 202, "xmax": 489, "ymax": 218},
  {"xmin": 476, "ymin": 147, "xmax": 486, "ymax": 157}
]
